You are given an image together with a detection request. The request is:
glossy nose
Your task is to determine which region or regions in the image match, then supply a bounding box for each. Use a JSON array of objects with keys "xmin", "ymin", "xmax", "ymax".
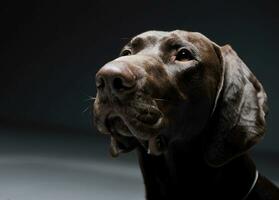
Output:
[{"xmin": 96, "ymin": 62, "xmax": 137, "ymax": 96}]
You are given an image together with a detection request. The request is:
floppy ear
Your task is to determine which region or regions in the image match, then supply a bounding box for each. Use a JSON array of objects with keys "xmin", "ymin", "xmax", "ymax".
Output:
[{"xmin": 204, "ymin": 44, "xmax": 268, "ymax": 167}]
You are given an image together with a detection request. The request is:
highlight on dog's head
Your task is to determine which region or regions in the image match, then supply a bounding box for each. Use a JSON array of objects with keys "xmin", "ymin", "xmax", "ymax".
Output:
[{"xmin": 93, "ymin": 30, "xmax": 268, "ymax": 166}]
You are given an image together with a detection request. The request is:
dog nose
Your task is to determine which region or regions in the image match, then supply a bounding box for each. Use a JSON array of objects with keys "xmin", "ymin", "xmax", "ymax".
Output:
[{"xmin": 96, "ymin": 62, "xmax": 137, "ymax": 96}]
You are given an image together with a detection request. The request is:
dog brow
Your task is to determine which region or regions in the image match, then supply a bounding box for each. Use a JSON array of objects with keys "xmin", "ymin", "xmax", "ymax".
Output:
[
  {"xmin": 131, "ymin": 37, "xmax": 144, "ymax": 45},
  {"xmin": 159, "ymin": 37, "xmax": 185, "ymax": 52},
  {"xmin": 125, "ymin": 37, "xmax": 146, "ymax": 52}
]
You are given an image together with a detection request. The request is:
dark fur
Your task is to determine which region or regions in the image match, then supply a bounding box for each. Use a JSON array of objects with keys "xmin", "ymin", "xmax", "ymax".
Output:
[{"xmin": 93, "ymin": 30, "xmax": 279, "ymax": 199}]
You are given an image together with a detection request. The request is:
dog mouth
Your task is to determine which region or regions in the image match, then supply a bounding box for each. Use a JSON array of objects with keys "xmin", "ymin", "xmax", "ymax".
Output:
[
  {"xmin": 105, "ymin": 112, "xmax": 166, "ymax": 155},
  {"xmin": 105, "ymin": 101, "xmax": 164, "ymax": 139},
  {"xmin": 94, "ymin": 96, "xmax": 166, "ymax": 155},
  {"xmin": 105, "ymin": 115, "xmax": 132, "ymax": 137}
]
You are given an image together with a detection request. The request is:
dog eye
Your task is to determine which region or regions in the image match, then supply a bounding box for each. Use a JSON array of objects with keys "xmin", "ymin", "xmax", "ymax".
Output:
[
  {"xmin": 175, "ymin": 48, "xmax": 193, "ymax": 61},
  {"xmin": 120, "ymin": 49, "xmax": 132, "ymax": 56}
]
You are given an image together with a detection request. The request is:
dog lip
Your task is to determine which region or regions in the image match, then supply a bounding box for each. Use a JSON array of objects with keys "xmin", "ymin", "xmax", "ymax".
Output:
[
  {"xmin": 132, "ymin": 102, "xmax": 163, "ymax": 125},
  {"xmin": 96, "ymin": 98, "xmax": 165, "ymax": 140},
  {"xmin": 105, "ymin": 114, "xmax": 133, "ymax": 137},
  {"xmin": 136, "ymin": 108, "xmax": 162, "ymax": 125}
]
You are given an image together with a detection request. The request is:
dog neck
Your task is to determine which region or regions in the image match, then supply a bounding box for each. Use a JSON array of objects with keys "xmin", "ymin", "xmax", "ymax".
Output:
[
  {"xmin": 137, "ymin": 143, "xmax": 258, "ymax": 200},
  {"xmin": 214, "ymin": 154, "xmax": 258, "ymax": 200}
]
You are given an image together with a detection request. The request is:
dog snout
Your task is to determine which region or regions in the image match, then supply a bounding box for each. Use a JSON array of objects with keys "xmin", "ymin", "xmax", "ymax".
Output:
[{"xmin": 96, "ymin": 62, "xmax": 137, "ymax": 97}]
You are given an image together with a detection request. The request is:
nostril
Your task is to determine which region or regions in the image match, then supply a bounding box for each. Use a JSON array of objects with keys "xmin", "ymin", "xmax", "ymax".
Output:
[
  {"xmin": 112, "ymin": 77, "xmax": 134, "ymax": 92},
  {"xmin": 113, "ymin": 77, "xmax": 126, "ymax": 91},
  {"xmin": 96, "ymin": 77, "xmax": 105, "ymax": 90}
]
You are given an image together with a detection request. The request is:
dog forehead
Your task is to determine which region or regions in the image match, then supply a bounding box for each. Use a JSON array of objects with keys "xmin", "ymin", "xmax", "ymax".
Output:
[
  {"xmin": 131, "ymin": 30, "xmax": 210, "ymax": 48},
  {"xmin": 133, "ymin": 30, "xmax": 168, "ymax": 42},
  {"xmin": 132, "ymin": 30, "xmax": 187, "ymax": 43}
]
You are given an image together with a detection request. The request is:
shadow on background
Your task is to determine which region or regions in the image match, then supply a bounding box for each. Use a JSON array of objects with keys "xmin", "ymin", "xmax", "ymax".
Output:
[{"xmin": 0, "ymin": 0, "xmax": 278, "ymax": 199}]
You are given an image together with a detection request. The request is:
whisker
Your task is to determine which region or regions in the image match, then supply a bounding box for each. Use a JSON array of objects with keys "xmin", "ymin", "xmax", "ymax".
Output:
[
  {"xmin": 82, "ymin": 106, "xmax": 89, "ymax": 113},
  {"xmin": 87, "ymin": 97, "xmax": 165, "ymax": 101},
  {"xmin": 154, "ymin": 98, "xmax": 168, "ymax": 102},
  {"xmin": 84, "ymin": 96, "xmax": 96, "ymax": 102}
]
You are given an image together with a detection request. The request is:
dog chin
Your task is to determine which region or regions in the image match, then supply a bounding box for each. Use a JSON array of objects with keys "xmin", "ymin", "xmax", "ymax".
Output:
[
  {"xmin": 106, "ymin": 111, "xmax": 163, "ymax": 139},
  {"xmin": 94, "ymin": 97, "xmax": 167, "ymax": 155}
]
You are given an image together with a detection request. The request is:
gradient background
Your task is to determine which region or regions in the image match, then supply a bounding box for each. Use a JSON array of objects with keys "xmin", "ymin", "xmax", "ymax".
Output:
[{"xmin": 0, "ymin": 0, "xmax": 278, "ymax": 199}]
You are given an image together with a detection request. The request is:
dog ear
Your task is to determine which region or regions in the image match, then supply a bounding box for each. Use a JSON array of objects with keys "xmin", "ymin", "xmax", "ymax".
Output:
[{"xmin": 204, "ymin": 44, "xmax": 268, "ymax": 167}]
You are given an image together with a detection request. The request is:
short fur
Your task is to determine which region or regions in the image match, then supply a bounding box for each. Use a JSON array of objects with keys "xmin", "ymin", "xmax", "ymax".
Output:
[{"xmin": 93, "ymin": 30, "xmax": 279, "ymax": 200}]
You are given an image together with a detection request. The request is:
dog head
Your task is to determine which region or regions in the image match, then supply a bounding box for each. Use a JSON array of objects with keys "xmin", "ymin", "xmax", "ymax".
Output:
[{"xmin": 93, "ymin": 30, "xmax": 268, "ymax": 167}]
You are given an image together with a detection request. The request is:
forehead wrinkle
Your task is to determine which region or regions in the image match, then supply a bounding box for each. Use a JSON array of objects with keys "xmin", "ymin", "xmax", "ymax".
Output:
[
  {"xmin": 130, "ymin": 37, "xmax": 144, "ymax": 46},
  {"xmin": 135, "ymin": 30, "xmax": 168, "ymax": 39},
  {"xmin": 126, "ymin": 31, "xmax": 168, "ymax": 50},
  {"xmin": 159, "ymin": 37, "xmax": 183, "ymax": 50},
  {"xmin": 172, "ymin": 31, "xmax": 206, "ymax": 51},
  {"xmin": 160, "ymin": 32, "xmax": 180, "ymax": 43},
  {"xmin": 158, "ymin": 33, "xmax": 183, "ymax": 55},
  {"xmin": 128, "ymin": 35, "xmax": 159, "ymax": 52}
]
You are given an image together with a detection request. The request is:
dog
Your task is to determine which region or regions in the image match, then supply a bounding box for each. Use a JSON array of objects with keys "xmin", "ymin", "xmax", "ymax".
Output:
[{"xmin": 93, "ymin": 30, "xmax": 279, "ymax": 199}]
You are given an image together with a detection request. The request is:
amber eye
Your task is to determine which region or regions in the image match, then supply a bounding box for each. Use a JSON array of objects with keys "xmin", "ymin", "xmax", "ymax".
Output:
[
  {"xmin": 120, "ymin": 49, "xmax": 132, "ymax": 56},
  {"xmin": 175, "ymin": 48, "xmax": 193, "ymax": 61}
]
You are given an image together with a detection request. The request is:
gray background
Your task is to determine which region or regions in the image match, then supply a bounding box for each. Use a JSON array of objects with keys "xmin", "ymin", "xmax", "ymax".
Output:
[{"xmin": 0, "ymin": 0, "xmax": 278, "ymax": 199}]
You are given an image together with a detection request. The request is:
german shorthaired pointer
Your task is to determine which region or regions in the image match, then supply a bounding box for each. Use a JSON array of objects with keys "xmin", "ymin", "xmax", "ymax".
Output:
[{"xmin": 93, "ymin": 30, "xmax": 279, "ymax": 200}]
